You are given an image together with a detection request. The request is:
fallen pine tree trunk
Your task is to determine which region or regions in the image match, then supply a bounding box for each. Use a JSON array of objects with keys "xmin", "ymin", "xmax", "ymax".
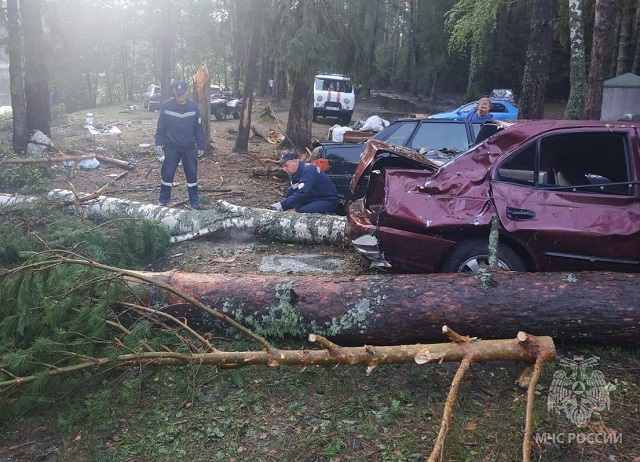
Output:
[
  {"xmin": 140, "ymin": 270, "xmax": 640, "ymax": 345},
  {"xmin": 33, "ymin": 190, "xmax": 345, "ymax": 244}
]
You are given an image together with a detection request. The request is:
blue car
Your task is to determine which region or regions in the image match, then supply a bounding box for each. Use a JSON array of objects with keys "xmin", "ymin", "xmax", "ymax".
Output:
[{"xmin": 429, "ymin": 99, "xmax": 519, "ymax": 121}]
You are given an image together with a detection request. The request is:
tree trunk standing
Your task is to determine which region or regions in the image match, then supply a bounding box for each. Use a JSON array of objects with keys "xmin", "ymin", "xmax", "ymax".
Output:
[
  {"xmin": 142, "ymin": 270, "xmax": 640, "ymax": 345},
  {"xmin": 615, "ymin": 0, "xmax": 633, "ymax": 75},
  {"xmin": 632, "ymin": 0, "xmax": 640, "ymax": 74},
  {"xmin": 159, "ymin": 0, "xmax": 173, "ymax": 103},
  {"xmin": 282, "ymin": 69, "xmax": 312, "ymax": 152},
  {"xmin": 233, "ymin": 0, "xmax": 261, "ymax": 153},
  {"xmin": 282, "ymin": 0, "xmax": 322, "ymax": 152},
  {"xmin": 585, "ymin": 0, "xmax": 614, "ymax": 120},
  {"xmin": 7, "ymin": 0, "xmax": 28, "ymax": 154},
  {"xmin": 608, "ymin": 10, "xmax": 621, "ymax": 78},
  {"xmin": 21, "ymin": 0, "xmax": 50, "ymax": 137},
  {"xmin": 518, "ymin": 0, "xmax": 557, "ymax": 120},
  {"xmin": 191, "ymin": 66, "xmax": 210, "ymax": 153},
  {"xmin": 565, "ymin": 0, "xmax": 586, "ymax": 120}
]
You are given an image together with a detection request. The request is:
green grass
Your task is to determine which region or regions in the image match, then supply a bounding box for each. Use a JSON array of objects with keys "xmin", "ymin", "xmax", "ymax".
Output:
[{"xmin": 1, "ymin": 344, "xmax": 638, "ymax": 461}]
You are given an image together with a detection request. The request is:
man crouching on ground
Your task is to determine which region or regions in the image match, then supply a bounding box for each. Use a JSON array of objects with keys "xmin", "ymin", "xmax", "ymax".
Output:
[{"xmin": 269, "ymin": 151, "xmax": 339, "ymax": 213}]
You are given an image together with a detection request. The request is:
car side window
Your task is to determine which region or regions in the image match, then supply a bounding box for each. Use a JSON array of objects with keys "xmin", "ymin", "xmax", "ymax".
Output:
[
  {"xmin": 496, "ymin": 132, "xmax": 632, "ymax": 195},
  {"xmin": 496, "ymin": 144, "xmax": 539, "ymax": 185}
]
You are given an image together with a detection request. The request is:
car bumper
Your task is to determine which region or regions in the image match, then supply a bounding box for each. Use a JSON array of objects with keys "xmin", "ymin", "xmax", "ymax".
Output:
[
  {"xmin": 314, "ymin": 107, "xmax": 353, "ymax": 117},
  {"xmin": 148, "ymin": 101, "xmax": 161, "ymax": 111},
  {"xmin": 347, "ymin": 200, "xmax": 457, "ymax": 273}
]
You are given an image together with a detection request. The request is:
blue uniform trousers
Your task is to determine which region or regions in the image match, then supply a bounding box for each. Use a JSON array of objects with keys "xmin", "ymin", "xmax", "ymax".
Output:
[{"xmin": 159, "ymin": 144, "xmax": 198, "ymax": 207}]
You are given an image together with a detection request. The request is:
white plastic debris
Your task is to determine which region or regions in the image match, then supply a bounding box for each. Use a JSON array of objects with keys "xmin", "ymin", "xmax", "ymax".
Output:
[
  {"xmin": 329, "ymin": 124, "xmax": 353, "ymax": 142},
  {"xmin": 63, "ymin": 158, "xmax": 100, "ymax": 169},
  {"xmin": 26, "ymin": 130, "xmax": 52, "ymax": 156},
  {"xmin": 360, "ymin": 115, "xmax": 390, "ymax": 132}
]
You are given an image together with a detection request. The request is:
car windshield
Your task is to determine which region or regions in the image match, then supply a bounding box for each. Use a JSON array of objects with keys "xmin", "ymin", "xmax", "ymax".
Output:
[{"xmin": 315, "ymin": 78, "xmax": 352, "ymax": 93}]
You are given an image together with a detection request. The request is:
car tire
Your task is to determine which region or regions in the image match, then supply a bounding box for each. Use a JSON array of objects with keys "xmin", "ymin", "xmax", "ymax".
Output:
[
  {"xmin": 340, "ymin": 114, "xmax": 352, "ymax": 125},
  {"xmin": 312, "ymin": 111, "xmax": 318, "ymax": 122},
  {"xmin": 213, "ymin": 108, "xmax": 225, "ymax": 121},
  {"xmin": 233, "ymin": 109, "xmax": 240, "ymax": 119},
  {"xmin": 439, "ymin": 239, "xmax": 526, "ymax": 273}
]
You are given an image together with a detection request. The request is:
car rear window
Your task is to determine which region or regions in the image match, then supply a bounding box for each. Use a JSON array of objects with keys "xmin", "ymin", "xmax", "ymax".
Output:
[
  {"xmin": 409, "ymin": 123, "xmax": 470, "ymax": 151},
  {"xmin": 379, "ymin": 121, "xmax": 418, "ymax": 145}
]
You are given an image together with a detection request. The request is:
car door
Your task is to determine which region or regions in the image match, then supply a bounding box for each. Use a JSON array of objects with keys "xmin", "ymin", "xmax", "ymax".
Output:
[{"xmin": 490, "ymin": 129, "xmax": 640, "ymax": 272}]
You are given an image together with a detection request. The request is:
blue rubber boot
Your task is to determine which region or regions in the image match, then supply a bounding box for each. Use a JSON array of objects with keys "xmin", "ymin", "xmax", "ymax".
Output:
[
  {"xmin": 159, "ymin": 184, "xmax": 171, "ymax": 206},
  {"xmin": 188, "ymin": 186, "xmax": 199, "ymax": 209}
]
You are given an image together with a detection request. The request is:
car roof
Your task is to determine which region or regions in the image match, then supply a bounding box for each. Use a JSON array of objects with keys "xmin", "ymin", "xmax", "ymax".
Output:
[{"xmin": 316, "ymin": 73, "xmax": 351, "ymax": 80}]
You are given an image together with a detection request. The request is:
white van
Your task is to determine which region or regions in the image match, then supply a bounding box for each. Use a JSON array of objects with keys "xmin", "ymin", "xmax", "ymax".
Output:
[{"xmin": 313, "ymin": 73, "xmax": 355, "ymax": 125}]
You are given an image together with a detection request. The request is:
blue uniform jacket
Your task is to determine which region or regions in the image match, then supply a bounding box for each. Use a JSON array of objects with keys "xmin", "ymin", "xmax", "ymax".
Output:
[
  {"xmin": 155, "ymin": 98, "xmax": 205, "ymax": 151},
  {"xmin": 280, "ymin": 162, "xmax": 339, "ymax": 211}
]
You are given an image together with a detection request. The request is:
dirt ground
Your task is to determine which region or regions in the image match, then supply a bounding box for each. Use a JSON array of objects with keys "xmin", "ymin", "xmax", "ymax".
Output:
[{"xmin": 32, "ymin": 91, "xmax": 431, "ymax": 275}]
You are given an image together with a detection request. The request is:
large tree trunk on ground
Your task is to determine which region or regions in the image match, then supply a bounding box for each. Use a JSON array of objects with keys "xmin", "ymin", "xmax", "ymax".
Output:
[
  {"xmin": 43, "ymin": 190, "xmax": 345, "ymax": 244},
  {"xmin": 141, "ymin": 270, "xmax": 640, "ymax": 345}
]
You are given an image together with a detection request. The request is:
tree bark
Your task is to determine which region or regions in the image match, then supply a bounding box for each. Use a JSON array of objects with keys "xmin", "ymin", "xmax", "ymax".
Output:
[
  {"xmin": 21, "ymin": 0, "xmax": 51, "ymax": 137},
  {"xmin": 632, "ymin": 0, "xmax": 640, "ymax": 74},
  {"xmin": 518, "ymin": 0, "xmax": 557, "ymax": 120},
  {"xmin": 42, "ymin": 190, "xmax": 345, "ymax": 245},
  {"xmin": 233, "ymin": 0, "xmax": 261, "ymax": 153},
  {"xmin": 191, "ymin": 66, "xmax": 210, "ymax": 153},
  {"xmin": 615, "ymin": 0, "xmax": 633, "ymax": 75},
  {"xmin": 565, "ymin": 0, "xmax": 586, "ymax": 120},
  {"xmin": 585, "ymin": 0, "xmax": 614, "ymax": 119},
  {"xmin": 159, "ymin": 0, "xmax": 173, "ymax": 103},
  {"xmin": 7, "ymin": 0, "xmax": 28, "ymax": 154},
  {"xmin": 141, "ymin": 270, "xmax": 640, "ymax": 345}
]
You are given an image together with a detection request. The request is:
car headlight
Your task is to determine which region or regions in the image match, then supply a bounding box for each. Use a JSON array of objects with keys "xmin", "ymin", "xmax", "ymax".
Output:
[
  {"xmin": 316, "ymin": 95, "xmax": 323, "ymax": 102},
  {"xmin": 344, "ymin": 98, "xmax": 350, "ymax": 105}
]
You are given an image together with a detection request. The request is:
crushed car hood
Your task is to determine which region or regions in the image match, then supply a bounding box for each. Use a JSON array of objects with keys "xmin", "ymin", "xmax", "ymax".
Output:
[{"xmin": 350, "ymin": 140, "xmax": 442, "ymax": 193}]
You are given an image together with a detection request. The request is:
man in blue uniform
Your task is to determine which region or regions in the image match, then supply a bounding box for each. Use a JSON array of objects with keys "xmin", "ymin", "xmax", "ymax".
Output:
[
  {"xmin": 155, "ymin": 80, "xmax": 205, "ymax": 208},
  {"xmin": 269, "ymin": 152, "xmax": 339, "ymax": 213}
]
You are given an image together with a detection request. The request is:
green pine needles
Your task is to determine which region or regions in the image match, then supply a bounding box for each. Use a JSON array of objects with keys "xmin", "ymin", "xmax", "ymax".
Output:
[{"xmin": 0, "ymin": 204, "xmax": 174, "ymax": 419}]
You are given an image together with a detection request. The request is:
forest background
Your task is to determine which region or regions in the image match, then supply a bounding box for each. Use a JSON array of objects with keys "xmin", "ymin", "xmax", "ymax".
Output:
[{"xmin": 5, "ymin": 0, "xmax": 640, "ymax": 155}]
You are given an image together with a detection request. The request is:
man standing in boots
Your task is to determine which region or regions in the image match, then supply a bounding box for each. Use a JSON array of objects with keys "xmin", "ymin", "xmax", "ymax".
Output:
[{"xmin": 155, "ymin": 80, "xmax": 205, "ymax": 208}]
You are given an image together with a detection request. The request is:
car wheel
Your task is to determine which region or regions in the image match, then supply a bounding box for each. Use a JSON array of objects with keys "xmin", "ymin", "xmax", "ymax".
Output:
[
  {"xmin": 233, "ymin": 109, "xmax": 240, "ymax": 119},
  {"xmin": 213, "ymin": 108, "xmax": 225, "ymax": 121},
  {"xmin": 312, "ymin": 111, "xmax": 318, "ymax": 122},
  {"xmin": 439, "ymin": 239, "xmax": 526, "ymax": 273},
  {"xmin": 341, "ymin": 200, "xmax": 352, "ymax": 216}
]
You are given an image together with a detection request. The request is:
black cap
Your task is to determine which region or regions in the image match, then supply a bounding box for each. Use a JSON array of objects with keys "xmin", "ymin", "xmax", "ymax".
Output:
[
  {"xmin": 276, "ymin": 151, "xmax": 299, "ymax": 164},
  {"xmin": 173, "ymin": 80, "xmax": 187, "ymax": 95}
]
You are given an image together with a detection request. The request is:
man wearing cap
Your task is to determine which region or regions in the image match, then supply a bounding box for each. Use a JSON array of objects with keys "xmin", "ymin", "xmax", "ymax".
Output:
[
  {"xmin": 269, "ymin": 151, "xmax": 340, "ymax": 213},
  {"xmin": 155, "ymin": 80, "xmax": 205, "ymax": 208}
]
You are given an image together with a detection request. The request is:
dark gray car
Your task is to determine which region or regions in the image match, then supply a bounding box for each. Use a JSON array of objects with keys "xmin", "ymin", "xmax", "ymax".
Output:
[{"xmin": 314, "ymin": 118, "xmax": 477, "ymax": 211}]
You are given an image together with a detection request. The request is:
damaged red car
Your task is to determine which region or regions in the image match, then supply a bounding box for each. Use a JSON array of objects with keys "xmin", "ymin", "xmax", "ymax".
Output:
[{"xmin": 347, "ymin": 120, "xmax": 640, "ymax": 273}]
